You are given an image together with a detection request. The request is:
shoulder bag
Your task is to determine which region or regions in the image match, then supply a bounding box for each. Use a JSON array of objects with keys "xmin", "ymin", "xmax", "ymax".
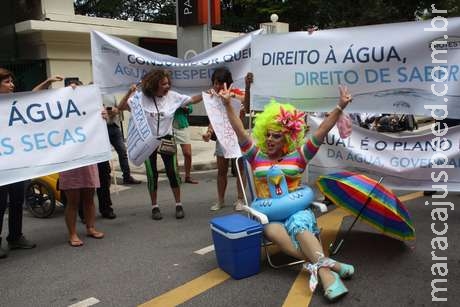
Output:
[{"xmin": 153, "ymin": 97, "xmax": 177, "ymax": 155}]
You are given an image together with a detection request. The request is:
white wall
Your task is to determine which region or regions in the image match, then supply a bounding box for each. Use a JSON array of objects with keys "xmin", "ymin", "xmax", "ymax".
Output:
[{"xmin": 40, "ymin": 0, "xmax": 74, "ymax": 17}]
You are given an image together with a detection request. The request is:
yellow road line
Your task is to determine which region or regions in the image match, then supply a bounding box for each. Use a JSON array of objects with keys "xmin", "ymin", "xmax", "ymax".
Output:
[
  {"xmin": 141, "ymin": 192, "xmax": 423, "ymax": 307},
  {"xmin": 399, "ymin": 191, "xmax": 423, "ymax": 202},
  {"xmin": 317, "ymin": 208, "xmax": 351, "ymax": 255},
  {"xmin": 283, "ymin": 208, "xmax": 350, "ymax": 307},
  {"xmin": 139, "ymin": 269, "xmax": 230, "ymax": 307},
  {"xmin": 282, "ymin": 270, "xmax": 309, "ymax": 307},
  {"xmin": 284, "ymin": 191, "xmax": 423, "ymax": 307}
]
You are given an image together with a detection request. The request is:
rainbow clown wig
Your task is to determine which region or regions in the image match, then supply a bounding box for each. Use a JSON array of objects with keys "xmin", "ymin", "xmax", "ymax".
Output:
[{"xmin": 253, "ymin": 100, "xmax": 307, "ymax": 154}]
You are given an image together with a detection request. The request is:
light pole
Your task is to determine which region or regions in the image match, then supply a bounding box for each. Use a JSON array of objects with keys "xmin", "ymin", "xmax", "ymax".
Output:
[{"xmin": 207, "ymin": 0, "xmax": 212, "ymax": 48}]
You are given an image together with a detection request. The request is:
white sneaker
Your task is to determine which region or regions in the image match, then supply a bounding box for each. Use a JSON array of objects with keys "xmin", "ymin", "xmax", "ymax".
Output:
[
  {"xmin": 210, "ymin": 202, "xmax": 224, "ymax": 211},
  {"xmin": 233, "ymin": 199, "xmax": 244, "ymax": 211}
]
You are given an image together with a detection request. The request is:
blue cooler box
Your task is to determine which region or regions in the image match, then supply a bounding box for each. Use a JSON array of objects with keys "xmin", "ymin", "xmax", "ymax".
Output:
[{"xmin": 210, "ymin": 214, "xmax": 263, "ymax": 280}]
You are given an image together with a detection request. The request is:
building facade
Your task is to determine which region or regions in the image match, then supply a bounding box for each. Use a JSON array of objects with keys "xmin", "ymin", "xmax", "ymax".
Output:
[{"xmin": 0, "ymin": 0, "xmax": 240, "ymax": 90}]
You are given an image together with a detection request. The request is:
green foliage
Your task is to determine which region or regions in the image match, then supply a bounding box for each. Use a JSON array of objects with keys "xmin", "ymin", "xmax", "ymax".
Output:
[
  {"xmin": 218, "ymin": 0, "xmax": 459, "ymax": 32},
  {"xmin": 74, "ymin": 0, "xmax": 459, "ymax": 32},
  {"xmin": 74, "ymin": 0, "xmax": 176, "ymax": 23}
]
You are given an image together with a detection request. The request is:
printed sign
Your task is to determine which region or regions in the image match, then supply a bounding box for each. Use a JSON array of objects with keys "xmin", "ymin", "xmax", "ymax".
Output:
[
  {"xmin": 178, "ymin": 0, "xmax": 198, "ymax": 27},
  {"xmin": 91, "ymin": 29, "xmax": 261, "ymax": 95},
  {"xmin": 202, "ymin": 92, "xmax": 242, "ymax": 158},
  {"xmin": 0, "ymin": 85, "xmax": 112, "ymax": 185},
  {"xmin": 307, "ymin": 116, "xmax": 460, "ymax": 191},
  {"xmin": 126, "ymin": 91, "xmax": 160, "ymax": 166},
  {"xmin": 251, "ymin": 18, "xmax": 460, "ymax": 117}
]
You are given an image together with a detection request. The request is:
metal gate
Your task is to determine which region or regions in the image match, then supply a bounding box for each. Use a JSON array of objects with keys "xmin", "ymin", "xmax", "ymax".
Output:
[{"xmin": 0, "ymin": 60, "xmax": 47, "ymax": 92}]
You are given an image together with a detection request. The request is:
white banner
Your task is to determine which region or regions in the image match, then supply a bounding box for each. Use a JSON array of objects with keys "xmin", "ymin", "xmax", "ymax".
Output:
[
  {"xmin": 307, "ymin": 117, "xmax": 460, "ymax": 191},
  {"xmin": 252, "ymin": 18, "xmax": 460, "ymax": 117},
  {"xmin": 0, "ymin": 85, "xmax": 112, "ymax": 186},
  {"xmin": 91, "ymin": 30, "xmax": 262, "ymax": 95},
  {"xmin": 202, "ymin": 92, "xmax": 241, "ymax": 158},
  {"xmin": 126, "ymin": 91, "xmax": 160, "ymax": 166}
]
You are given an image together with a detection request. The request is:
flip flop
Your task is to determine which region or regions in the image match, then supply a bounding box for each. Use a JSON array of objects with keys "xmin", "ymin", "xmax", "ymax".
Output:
[
  {"xmin": 184, "ymin": 177, "xmax": 199, "ymax": 184},
  {"xmin": 86, "ymin": 231, "xmax": 104, "ymax": 239},
  {"xmin": 68, "ymin": 239, "xmax": 84, "ymax": 247}
]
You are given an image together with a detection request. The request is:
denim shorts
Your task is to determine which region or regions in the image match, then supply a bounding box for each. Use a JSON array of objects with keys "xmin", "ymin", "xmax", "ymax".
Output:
[{"xmin": 214, "ymin": 140, "xmax": 225, "ymax": 157}]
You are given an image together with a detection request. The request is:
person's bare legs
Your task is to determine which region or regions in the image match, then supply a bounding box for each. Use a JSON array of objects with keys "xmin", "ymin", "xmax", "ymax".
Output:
[
  {"xmin": 82, "ymin": 188, "xmax": 104, "ymax": 238},
  {"xmin": 181, "ymin": 143, "xmax": 197, "ymax": 183},
  {"xmin": 236, "ymin": 158, "xmax": 246, "ymax": 200},
  {"xmin": 150, "ymin": 189, "xmax": 179, "ymax": 206},
  {"xmin": 265, "ymin": 223, "xmax": 340, "ymax": 289},
  {"xmin": 64, "ymin": 189, "xmax": 83, "ymax": 245},
  {"xmin": 150, "ymin": 191, "xmax": 157, "ymax": 206},
  {"xmin": 149, "ymin": 179, "xmax": 180, "ymax": 207},
  {"xmin": 209, "ymin": 156, "xmax": 229, "ymax": 210},
  {"xmin": 171, "ymin": 187, "xmax": 181, "ymax": 203},
  {"xmin": 264, "ymin": 223, "xmax": 305, "ymax": 259},
  {"xmin": 216, "ymin": 156, "xmax": 229, "ymax": 204},
  {"xmin": 296, "ymin": 231, "xmax": 337, "ymax": 289}
]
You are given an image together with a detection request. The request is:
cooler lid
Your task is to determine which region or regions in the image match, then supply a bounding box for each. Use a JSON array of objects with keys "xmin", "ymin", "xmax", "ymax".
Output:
[{"xmin": 210, "ymin": 214, "xmax": 262, "ymax": 234}]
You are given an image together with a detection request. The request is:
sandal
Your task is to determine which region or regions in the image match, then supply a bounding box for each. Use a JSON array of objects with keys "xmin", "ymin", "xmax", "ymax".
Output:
[
  {"xmin": 68, "ymin": 239, "xmax": 84, "ymax": 247},
  {"xmin": 324, "ymin": 272, "xmax": 348, "ymax": 301},
  {"xmin": 184, "ymin": 177, "xmax": 199, "ymax": 184},
  {"xmin": 86, "ymin": 229, "xmax": 105, "ymax": 239}
]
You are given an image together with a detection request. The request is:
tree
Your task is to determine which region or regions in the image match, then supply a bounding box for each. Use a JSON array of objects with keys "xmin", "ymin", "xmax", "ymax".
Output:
[
  {"xmin": 74, "ymin": 0, "xmax": 459, "ymax": 32},
  {"xmin": 217, "ymin": 0, "xmax": 459, "ymax": 32},
  {"xmin": 74, "ymin": 0, "xmax": 176, "ymax": 23}
]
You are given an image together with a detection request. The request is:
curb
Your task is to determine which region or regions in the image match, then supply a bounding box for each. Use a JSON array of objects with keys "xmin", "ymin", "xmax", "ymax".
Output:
[{"xmin": 113, "ymin": 126, "xmax": 217, "ymax": 175}]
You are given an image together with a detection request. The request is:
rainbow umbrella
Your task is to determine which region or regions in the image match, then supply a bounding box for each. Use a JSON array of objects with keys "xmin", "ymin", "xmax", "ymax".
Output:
[{"xmin": 317, "ymin": 171, "xmax": 415, "ymax": 254}]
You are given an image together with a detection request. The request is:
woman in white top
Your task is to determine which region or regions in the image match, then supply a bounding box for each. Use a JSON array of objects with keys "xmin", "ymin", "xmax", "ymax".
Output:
[{"xmin": 119, "ymin": 69, "xmax": 202, "ymax": 220}]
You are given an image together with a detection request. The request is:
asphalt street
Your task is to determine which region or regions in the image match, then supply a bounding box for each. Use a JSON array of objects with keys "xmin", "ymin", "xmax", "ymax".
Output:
[{"xmin": 0, "ymin": 169, "xmax": 459, "ymax": 307}]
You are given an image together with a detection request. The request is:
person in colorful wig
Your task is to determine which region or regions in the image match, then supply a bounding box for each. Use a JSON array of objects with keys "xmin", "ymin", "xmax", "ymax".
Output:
[{"xmin": 219, "ymin": 83, "xmax": 355, "ymax": 302}]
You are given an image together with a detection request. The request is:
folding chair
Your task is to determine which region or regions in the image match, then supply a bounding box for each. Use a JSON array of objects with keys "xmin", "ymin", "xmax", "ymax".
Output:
[{"xmin": 236, "ymin": 156, "xmax": 328, "ymax": 269}]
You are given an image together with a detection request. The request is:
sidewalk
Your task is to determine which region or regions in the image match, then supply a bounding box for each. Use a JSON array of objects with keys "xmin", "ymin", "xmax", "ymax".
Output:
[
  {"xmin": 112, "ymin": 119, "xmax": 435, "ymax": 175},
  {"xmin": 112, "ymin": 126, "xmax": 217, "ymax": 175}
]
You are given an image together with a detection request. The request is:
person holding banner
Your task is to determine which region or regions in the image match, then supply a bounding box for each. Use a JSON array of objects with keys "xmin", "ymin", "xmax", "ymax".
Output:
[
  {"xmin": 60, "ymin": 80, "xmax": 105, "ymax": 247},
  {"xmin": 203, "ymin": 68, "xmax": 252, "ymax": 212},
  {"xmin": 0, "ymin": 68, "xmax": 63, "ymax": 258},
  {"xmin": 219, "ymin": 82, "xmax": 355, "ymax": 302},
  {"xmin": 118, "ymin": 69, "xmax": 202, "ymax": 220}
]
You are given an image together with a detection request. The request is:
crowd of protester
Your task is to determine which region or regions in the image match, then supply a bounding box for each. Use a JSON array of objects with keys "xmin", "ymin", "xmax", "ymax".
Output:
[{"xmin": 2, "ymin": 65, "xmax": 453, "ymax": 302}]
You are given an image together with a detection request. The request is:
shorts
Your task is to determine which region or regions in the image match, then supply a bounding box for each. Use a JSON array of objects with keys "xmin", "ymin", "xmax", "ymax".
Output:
[
  {"xmin": 173, "ymin": 127, "xmax": 190, "ymax": 145},
  {"xmin": 214, "ymin": 140, "xmax": 225, "ymax": 157},
  {"xmin": 269, "ymin": 209, "xmax": 319, "ymax": 250}
]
